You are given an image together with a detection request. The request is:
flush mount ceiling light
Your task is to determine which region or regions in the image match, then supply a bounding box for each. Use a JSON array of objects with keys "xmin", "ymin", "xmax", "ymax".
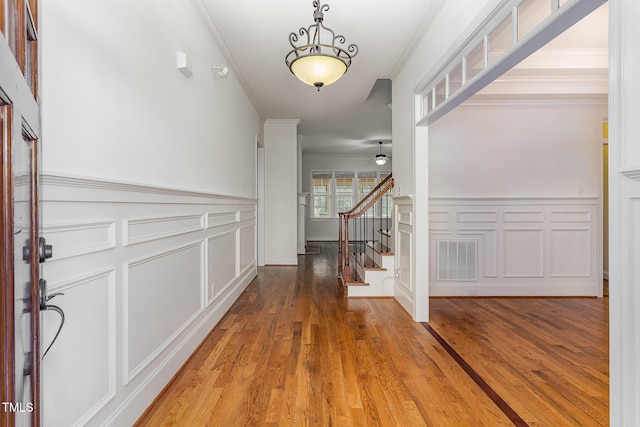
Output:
[
  {"xmin": 375, "ymin": 141, "xmax": 387, "ymax": 165},
  {"xmin": 285, "ymin": 1, "xmax": 358, "ymax": 91}
]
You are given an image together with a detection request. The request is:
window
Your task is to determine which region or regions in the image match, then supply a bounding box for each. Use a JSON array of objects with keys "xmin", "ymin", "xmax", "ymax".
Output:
[
  {"xmin": 380, "ymin": 172, "xmax": 392, "ymax": 218},
  {"xmin": 357, "ymin": 172, "xmax": 376, "ymax": 199},
  {"xmin": 311, "ymin": 171, "xmax": 389, "ymax": 218},
  {"xmin": 312, "ymin": 172, "xmax": 331, "ymax": 217},
  {"xmin": 335, "ymin": 172, "xmax": 354, "ymax": 213}
]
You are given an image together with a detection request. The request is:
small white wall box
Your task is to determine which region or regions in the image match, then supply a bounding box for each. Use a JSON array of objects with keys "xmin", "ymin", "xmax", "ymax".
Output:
[{"xmin": 176, "ymin": 51, "xmax": 194, "ymax": 77}]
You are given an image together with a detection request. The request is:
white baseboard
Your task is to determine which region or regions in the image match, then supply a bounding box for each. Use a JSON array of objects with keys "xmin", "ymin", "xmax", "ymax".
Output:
[{"xmin": 430, "ymin": 281, "xmax": 600, "ymax": 297}]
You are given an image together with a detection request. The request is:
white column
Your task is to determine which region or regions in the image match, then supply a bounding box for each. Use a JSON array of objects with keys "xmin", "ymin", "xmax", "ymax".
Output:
[
  {"xmin": 413, "ymin": 123, "xmax": 429, "ymax": 322},
  {"xmin": 264, "ymin": 119, "xmax": 301, "ymax": 265},
  {"xmin": 609, "ymin": 0, "xmax": 640, "ymax": 424}
]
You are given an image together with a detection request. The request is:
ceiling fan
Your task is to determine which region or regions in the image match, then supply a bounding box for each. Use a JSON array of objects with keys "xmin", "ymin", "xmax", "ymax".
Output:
[{"xmin": 355, "ymin": 140, "xmax": 392, "ymax": 166}]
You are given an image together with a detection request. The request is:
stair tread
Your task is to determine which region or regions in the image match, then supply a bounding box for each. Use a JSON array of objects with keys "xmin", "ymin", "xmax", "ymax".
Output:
[{"xmin": 344, "ymin": 280, "xmax": 370, "ymax": 287}]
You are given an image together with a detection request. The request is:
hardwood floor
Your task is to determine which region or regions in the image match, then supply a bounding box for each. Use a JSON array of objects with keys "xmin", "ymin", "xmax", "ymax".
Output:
[{"xmin": 136, "ymin": 242, "xmax": 609, "ymax": 426}]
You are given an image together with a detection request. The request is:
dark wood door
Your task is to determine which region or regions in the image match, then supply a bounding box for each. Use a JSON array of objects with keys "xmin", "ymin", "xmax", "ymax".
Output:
[{"xmin": 1, "ymin": 1, "xmax": 41, "ymax": 425}]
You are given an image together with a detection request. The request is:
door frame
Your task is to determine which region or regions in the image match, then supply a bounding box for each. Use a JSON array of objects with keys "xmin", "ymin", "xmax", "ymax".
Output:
[{"xmin": 0, "ymin": 0, "xmax": 41, "ymax": 424}]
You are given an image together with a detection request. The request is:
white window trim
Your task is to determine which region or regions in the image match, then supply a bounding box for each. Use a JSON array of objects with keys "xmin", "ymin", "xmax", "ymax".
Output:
[{"xmin": 310, "ymin": 170, "xmax": 388, "ymax": 219}]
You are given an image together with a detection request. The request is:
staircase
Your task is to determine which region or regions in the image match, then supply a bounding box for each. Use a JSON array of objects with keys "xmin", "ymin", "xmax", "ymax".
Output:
[{"xmin": 338, "ymin": 174, "xmax": 394, "ymax": 297}]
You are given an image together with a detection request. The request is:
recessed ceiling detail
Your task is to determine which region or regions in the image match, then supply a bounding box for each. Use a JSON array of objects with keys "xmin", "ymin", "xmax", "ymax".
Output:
[{"xmin": 366, "ymin": 79, "xmax": 392, "ymax": 105}]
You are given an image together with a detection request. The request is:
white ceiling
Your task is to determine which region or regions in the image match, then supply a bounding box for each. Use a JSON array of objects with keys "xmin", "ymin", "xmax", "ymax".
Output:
[
  {"xmin": 196, "ymin": 0, "xmax": 438, "ymax": 154},
  {"xmin": 195, "ymin": 1, "xmax": 608, "ymax": 155}
]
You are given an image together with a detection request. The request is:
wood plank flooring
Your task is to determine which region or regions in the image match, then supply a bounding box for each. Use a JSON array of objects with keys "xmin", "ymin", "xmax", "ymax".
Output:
[{"xmin": 136, "ymin": 242, "xmax": 609, "ymax": 426}]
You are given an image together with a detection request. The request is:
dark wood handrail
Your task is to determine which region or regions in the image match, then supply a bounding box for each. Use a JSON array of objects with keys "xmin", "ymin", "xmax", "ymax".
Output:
[
  {"xmin": 338, "ymin": 174, "xmax": 393, "ymax": 285},
  {"xmin": 342, "ymin": 179, "xmax": 393, "ymax": 220},
  {"xmin": 339, "ymin": 174, "xmax": 393, "ymax": 218}
]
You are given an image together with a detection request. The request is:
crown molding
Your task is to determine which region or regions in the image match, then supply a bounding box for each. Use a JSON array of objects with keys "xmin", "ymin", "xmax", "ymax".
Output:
[
  {"xmin": 390, "ymin": 0, "xmax": 447, "ymax": 79},
  {"xmin": 189, "ymin": 0, "xmax": 263, "ymax": 116}
]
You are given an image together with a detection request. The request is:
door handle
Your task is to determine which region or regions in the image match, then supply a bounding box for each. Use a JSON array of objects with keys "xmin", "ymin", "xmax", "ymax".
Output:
[
  {"xmin": 39, "ymin": 279, "xmax": 65, "ymax": 358},
  {"xmin": 21, "ymin": 236, "xmax": 53, "ymax": 263},
  {"xmin": 39, "ymin": 237, "xmax": 53, "ymax": 262}
]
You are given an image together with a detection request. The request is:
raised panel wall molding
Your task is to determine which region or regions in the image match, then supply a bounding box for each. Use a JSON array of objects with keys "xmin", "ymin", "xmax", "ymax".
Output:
[
  {"xmin": 429, "ymin": 211, "xmax": 451, "ymax": 223},
  {"xmin": 428, "ymin": 197, "xmax": 598, "ymax": 296},
  {"xmin": 43, "ymin": 220, "xmax": 116, "ymax": 260},
  {"xmin": 207, "ymin": 211, "xmax": 238, "ymax": 228},
  {"xmin": 43, "ymin": 268, "xmax": 116, "ymax": 427},
  {"xmin": 550, "ymin": 228, "xmax": 592, "ymax": 277},
  {"xmin": 397, "ymin": 229, "xmax": 413, "ymax": 293},
  {"xmin": 458, "ymin": 228, "xmax": 498, "ymax": 278},
  {"xmin": 207, "ymin": 231, "xmax": 237, "ymax": 306},
  {"xmin": 550, "ymin": 210, "xmax": 592, "ymax": 222},
  {"xmin": 124, "ymin": 214, "xmax": 205, "ymax": 246},
  {"xmin": 124, "ymin": 241, "xmax": 205, "ymax": 384},
  {"xmin": 238, "ymin": 208, "xmax": 257, "ymax": 222},
  {"xmin": 457, "ymin": 211, "xmax": 498, "ymax": 223},
  {"xmin": 503, "ymin": 229, "xmax": 545, "ymax": 278},
  {"xmin": 41, "ymin": 174, "xmax": 258, "ymax": 426},
  {"xmin": 393, "ymin": 196, "xmax": 414, "ymax": 317},
  {"xmin": 503, "ymin": 211, "xmax": 545, "ymax": 222}
]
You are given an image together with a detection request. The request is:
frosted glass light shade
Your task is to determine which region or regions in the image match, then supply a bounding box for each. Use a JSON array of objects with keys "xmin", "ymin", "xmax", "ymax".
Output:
[
  {"xmin": 375, "ymin": 154, "xmax": 387, "ymax": 165},
  {"xmin": 290, "ymin": 55, "xmax": 347, "ymax": 88}
]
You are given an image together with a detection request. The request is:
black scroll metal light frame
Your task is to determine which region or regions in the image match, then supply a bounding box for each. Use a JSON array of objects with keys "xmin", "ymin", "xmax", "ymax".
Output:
[{"xmin": 285, "ymin": 1, "xmax": 359, "ymax": 91}]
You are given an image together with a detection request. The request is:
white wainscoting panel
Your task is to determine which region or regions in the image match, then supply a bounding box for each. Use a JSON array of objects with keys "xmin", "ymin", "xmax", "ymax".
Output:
[
  {"xmin": 393, "ymin": 197, "xmax": 414, "ymax": 316},
  {"xmin": 429, "ymin": 198, "xmax": 600, "ymax": 296},
  {"xmin": 125, "ymin": 214, "xmax": 204, "ymax": 246},
  {"xmin": 43, "ymin": 220, "xmax": 116, "ymax": 260},
  {"xmin": 550, "ymin": 210, "xmax": 591, "ymax": 222},
  {"xmin": 207, "ymin": 231, "xmax": 237, "ymax": 304},
  {"xmin": 550, "ymin": 229, "xmax": 592, "ymax": 277},
  {"xmin": 125, "ymin": 241, "xmax": 204, "ymax": 383},
  {"xmin": 239, "ymin": 207, "xmax": 256, "ymax": 222},
  {"xmin": 397, "ymin": 230, "xmax": 412, "ymax": 292},
  {"xmin": 503, "ymin": 229, "xmax": 545, "ymax": 278},
  {"xmin": 40, "ymin": 173, "xmax": 257, "ymax": 426},
  {"xmin": 239, "ymin": 224, "xmax": 256, "ymax": 274},
  {"xmin": 398, "ymin": 209, "xmax": 413, "ymax": 226},
  {"xmin": 504, "ymin": 211, "xmax": 545, "ymax": 222},
  {"xmin": 457, "ymin": 211, "xmax": 498, "ymax": 223},
  {"xmin": 459, "ymin": 228, "xmax": 498, "ymax": 277},
  {"xmin": 429, "ymin": 211, "xmax": 450, "ymax": 223},
  {"xmin": 42, "ymin": 269, "xmax": 116, "ymax": 427},
  {"xmin": 207, "ymin": 211, "xmax": 238, "ymax": 228}
]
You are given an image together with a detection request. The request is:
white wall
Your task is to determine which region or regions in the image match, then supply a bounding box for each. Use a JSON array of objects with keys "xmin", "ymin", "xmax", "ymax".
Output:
[
  {"xmin": 264, "ymin": 119, "xmax": 299, "ymax": 264},
  {"xmin": 429, "ymin": 104, "xmax": 604, "ymax": 198},
  {"xmin": 427, "ymin": 103, "xmax": 604, "ymax": 296},
  {"xmin": 41, "ymin": 0, "xmax": 259, "ymax": 196},
  {"xmin": 39, "ymin": 1, "xmax": 260, "ymax": 425},
  {"xmin": 302, "ymin": 153, "xmax": 392, "ymax": 241}
]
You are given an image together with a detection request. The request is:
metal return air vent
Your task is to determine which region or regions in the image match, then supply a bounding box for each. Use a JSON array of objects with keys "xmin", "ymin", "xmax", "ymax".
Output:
[{"xmin": 436, "ymin": 239, "xmax": 478, "ymax": 281}]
